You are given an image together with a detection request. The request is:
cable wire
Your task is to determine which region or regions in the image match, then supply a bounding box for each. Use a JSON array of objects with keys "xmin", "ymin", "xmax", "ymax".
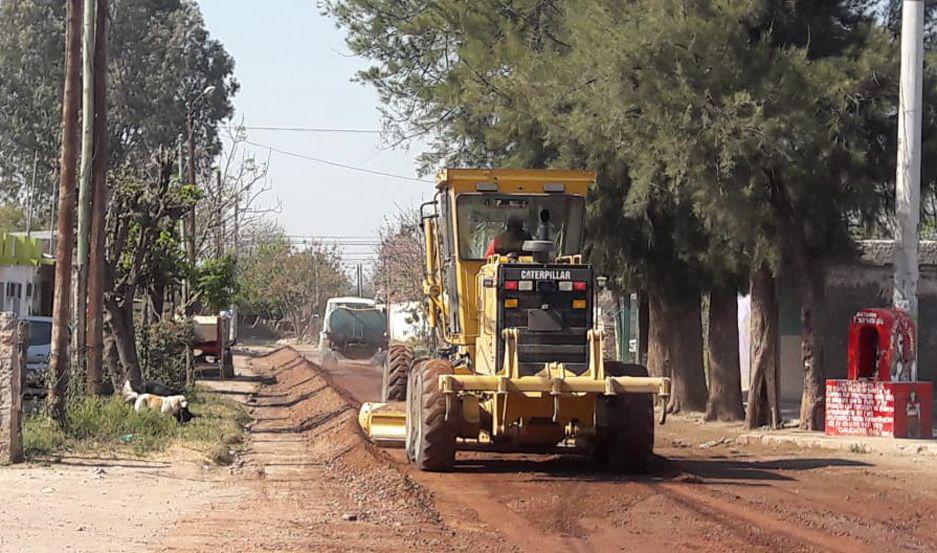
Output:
[{"xmin": 243, "ymin": 140, "xmax": 433, "ymax": 183}]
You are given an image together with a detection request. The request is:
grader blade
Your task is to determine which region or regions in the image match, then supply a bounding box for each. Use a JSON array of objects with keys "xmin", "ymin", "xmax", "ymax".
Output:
[{"xmin": 358, "ymin": 401, "xmax": 407, "ymax": 447}]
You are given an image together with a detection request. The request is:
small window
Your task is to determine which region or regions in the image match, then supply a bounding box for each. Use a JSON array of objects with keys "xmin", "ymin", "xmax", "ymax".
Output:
[
  {"xmin": 25, "ymin": 283, "xmax": 32, "ymax": 297},
  {"xmin": 15, "ymin": 283, "xmax": 22, "ymax": 298},
  {"xmin": 5, "ymin": 283, "xmax": 12, "ymax": 296}
]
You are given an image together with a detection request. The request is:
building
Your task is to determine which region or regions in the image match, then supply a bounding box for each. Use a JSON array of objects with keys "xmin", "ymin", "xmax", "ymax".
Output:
[
  {"xmin": 0, "ymin": 232, "xmax": 54, "ymax": 317},
  {"xmin": 774, "ymin": 240, "xmax": 937, "ymax": 402}
]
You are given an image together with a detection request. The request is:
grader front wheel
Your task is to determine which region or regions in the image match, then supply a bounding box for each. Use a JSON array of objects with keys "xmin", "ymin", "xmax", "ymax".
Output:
[
  {"xmin": 405, "ymin": 358, "xmax": 456, "ymax": 471},
  {"xmin": 381, "ymin": 345, "xmax": 413, "ymax": 402},
  {"xmin": 594, "ymin": 361, "xmax": 655, "ymax": 473}
]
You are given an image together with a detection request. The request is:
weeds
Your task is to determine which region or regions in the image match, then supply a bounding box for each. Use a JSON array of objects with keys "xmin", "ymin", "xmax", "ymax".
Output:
[{"xmin": 23, "ymin": 391, "xmax": 248, "ymax": 463}]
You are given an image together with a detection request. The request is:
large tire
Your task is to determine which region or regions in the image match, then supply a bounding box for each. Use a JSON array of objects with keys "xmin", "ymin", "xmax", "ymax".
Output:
[
  {"xmin": 405, "ymin": 359, "xmax": 456, "ymax": 471},
  {"xmin": 381, "ymin": 345, "xmax": 413, "ymax": 402},
  {"xmin": 594, "ymin": 361, "xmax": 655, "ymax": 473}
]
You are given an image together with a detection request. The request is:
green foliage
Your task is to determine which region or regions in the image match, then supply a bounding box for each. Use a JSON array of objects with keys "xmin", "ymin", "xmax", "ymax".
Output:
[
  {"xmin": 326, "ymin": 0, "xmax": 918, "ymax": 299},
  {"xmin": 23, "ymin": 391, "xmax": 247, "ymax": 462},
  {"xmin": 236, "ymin": 225, "xmax": 349, "ymax": 337},
  {"xmin": 197, "ymin": 254, "xmax": 238, "ymax": 313},
  {"xmin": 22, "ymin": 414, "xmax": 67, "ymax": 458},
  {"xmin": 0, "ymin": 203, "xmax": 25, "ymax": 233},
  {"xmin": 137, "ymin": 319, "xmax": 195, "ymax": 389},
  {"xmin": 0, "ymin": 0, "xmax": 238, "ymax": 209}
]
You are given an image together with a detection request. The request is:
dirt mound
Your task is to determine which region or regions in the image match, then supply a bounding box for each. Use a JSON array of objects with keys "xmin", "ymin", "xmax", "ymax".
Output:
[
  {"xmin": 159, "ymin": 347, "xmax": 496, "ymax": 552},
  {"xmin": 251, "ymin": 347, "xmax": 442, "ymax": 529}
]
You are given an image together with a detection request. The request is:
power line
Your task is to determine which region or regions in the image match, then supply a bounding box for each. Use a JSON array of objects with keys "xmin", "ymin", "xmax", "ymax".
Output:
[
  {"xmin": 237, "ymin": 125, "xmax": 382, "ymax": 134},
  {"xmin": 243, "ymin": 140, "xmax": 433, "ymax": 183}
]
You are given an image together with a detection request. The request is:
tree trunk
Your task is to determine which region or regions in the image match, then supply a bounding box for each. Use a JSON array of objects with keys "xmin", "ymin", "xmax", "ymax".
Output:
[
  {"xmin": 746, "ymin": 263, "xmax": 781, "ymax": 429},
  {"xmin": 103, "ymin": 323, "xmax": 122, "ymax": 392},
  {"xmin": 104, "ymin": 296, "xmax": 143, "ymax": 391},
  {"xmin": 793, "ymin": 238, "xmax": 825, "ymax": 431},
  {"xmin": 705, "ymin": 289, "xmax": 744, "ymax": 421},
  {"xmin": 647, "ymin": 296, "xmax": 673, "ymax": 380},
  {"xmin": 85, "ymin": 0, "xmax": 108, "ymax": 395},
  {"xmin": 151, "ymin": 282, "xmax": 165, "ymax": 320},
  {"xmin": 48, "ymin": 0, "xmax": 82, "ymax": 424},
  {"xmin": 649, "ymin": 294, "xmax": 707, "ymax": 413}
]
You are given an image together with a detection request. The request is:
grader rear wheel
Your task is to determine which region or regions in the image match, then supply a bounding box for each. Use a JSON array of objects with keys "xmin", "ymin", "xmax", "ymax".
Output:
[
  {"xmin": 594, "ymin": 361, "xmax": 655, "ymax": 473},
  {"xmin": 405, "ymin": 358, "xmax": 456, "ymax": 471},
  {"xmin": 381, "ymin": 345, "xmax": 413, "ymax": 402}
]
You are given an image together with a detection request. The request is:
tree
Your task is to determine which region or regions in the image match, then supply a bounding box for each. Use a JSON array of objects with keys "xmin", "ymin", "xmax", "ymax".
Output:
[
  {"xmin": 0, "ymin": 0, "xmax": 238, "ymax": 213},
  {"xmin": 48, "ymin": 0, "xmax": 81, "ymax": 424},
  {"xmin": 373, "ymin": 207, "xmax": 425, "ymax": 304},
  {"xmin": 327, "ymin": 0, "xmax": 909, "ymax": 423},
  {"xmin": 326, "ymin": 0, "xmax": 715, "ymax": 412},
  {"xmin": 103, "ymin": 154, "xmax": 196, "ymax": 390},
  {"xmin": 0, "ymin": 204, "xmax": 26, "ymax": 233},
  {"xmin": 195, "ymin": 124, "xmax": 278, "ymax": 260},
  {"xmin": 237, "ymin": 228, "xmax": 349, "ymax": 339}
]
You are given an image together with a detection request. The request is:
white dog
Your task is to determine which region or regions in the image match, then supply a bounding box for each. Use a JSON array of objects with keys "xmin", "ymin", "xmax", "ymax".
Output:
[{"xmin": 122, "ymin": 380, "xmax": 192, "ymax": 422}]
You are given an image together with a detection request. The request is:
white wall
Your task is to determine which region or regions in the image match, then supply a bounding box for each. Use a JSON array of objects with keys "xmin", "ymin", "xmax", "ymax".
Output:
[{"xmin": 0, "ymin": 266, "xmax": 40, "ymax": 317}]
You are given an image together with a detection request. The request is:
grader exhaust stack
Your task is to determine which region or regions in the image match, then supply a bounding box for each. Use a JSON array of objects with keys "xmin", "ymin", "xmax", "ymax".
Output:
[{"xmin": 360, "ymin": 169, "xmax": 670, "ymax": 472}]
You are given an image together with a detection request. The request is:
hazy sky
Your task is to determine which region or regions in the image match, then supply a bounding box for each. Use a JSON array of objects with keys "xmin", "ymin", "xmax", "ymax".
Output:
[{"xmin": 198, "ymin": 0, "xmax": 434, "ymax": 266}]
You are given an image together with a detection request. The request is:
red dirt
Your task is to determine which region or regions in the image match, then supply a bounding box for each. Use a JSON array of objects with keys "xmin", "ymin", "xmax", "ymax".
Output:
[
  {"xmin": 295, "ymin": 346, "xmax": 937, "ymax": 553},
  {"xmin": 161, "ymin": 347, "xmax": 497, "ymax": 552}
]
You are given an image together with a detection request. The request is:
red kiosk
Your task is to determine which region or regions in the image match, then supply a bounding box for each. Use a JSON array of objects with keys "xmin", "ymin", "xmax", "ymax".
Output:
[{"xmin": 826, "ymin": 308, "xmax": 932, "ymax": 438}]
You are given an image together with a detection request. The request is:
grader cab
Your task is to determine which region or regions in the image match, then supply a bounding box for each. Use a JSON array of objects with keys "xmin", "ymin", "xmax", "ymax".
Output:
[{"xmin": 362, "ymin": 169, "xmax": 670, "ymax": 472}]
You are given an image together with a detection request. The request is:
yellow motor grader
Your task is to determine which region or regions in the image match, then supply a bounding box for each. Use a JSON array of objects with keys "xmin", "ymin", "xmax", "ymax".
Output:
[{"xmin": 360, "ymin": 169, "xmax": 670, "ymax": 472}]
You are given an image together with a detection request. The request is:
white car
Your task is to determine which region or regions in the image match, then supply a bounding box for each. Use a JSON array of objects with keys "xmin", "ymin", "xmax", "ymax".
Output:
[{"xmin": 23, "ymin": 316, "xmax": 52, "ymax": 390}]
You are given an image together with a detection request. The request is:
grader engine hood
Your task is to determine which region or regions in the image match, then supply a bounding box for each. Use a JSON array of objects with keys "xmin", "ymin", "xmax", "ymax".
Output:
[{"xmin": 498, "ymin": 264, "xmax": 593, "ymax": 376}]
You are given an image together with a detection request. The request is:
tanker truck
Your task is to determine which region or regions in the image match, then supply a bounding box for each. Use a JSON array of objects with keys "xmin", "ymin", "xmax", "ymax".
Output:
[{"xmin": 318, "ymin": 296, "xmax": 387, "ymax": 361}]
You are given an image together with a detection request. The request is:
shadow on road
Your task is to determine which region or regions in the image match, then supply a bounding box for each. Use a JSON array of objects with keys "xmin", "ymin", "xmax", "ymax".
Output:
[{"xmin": 449, "ymin": 452, "xmax": 872, "ymax": 485}]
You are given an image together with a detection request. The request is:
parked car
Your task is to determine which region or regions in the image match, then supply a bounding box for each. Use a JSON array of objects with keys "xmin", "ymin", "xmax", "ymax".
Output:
[{"xmin": 23, "ymin": 315, "xmax": 52, "ymax": 391}]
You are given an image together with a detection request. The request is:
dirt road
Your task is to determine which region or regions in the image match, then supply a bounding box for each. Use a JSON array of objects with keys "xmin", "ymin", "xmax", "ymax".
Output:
[
  {"xmin": 294, "ymin": 346, "xmax": 937, "ymax": 553},
  {"xmin": 7, "ymin": 347, "xmax": 936, "ymax": 552}
]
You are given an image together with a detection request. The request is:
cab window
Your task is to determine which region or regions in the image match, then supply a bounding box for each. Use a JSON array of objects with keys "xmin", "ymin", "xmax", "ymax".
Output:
[{"xmin": 455, "ymin": 194, "xmax": 585, "ymax": 260}]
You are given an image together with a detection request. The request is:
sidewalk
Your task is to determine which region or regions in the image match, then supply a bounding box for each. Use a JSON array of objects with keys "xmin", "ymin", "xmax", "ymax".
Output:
[{"xmin": 738, "ymin": 428, "xmax": 937, "ymax": 458}]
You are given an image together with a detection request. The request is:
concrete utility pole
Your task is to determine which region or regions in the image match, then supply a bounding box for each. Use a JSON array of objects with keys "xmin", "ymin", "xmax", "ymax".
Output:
[
  {"xmin": 75, "ymin": 0, "xmax": 96, "ymax": 374},
  {"xmin": 186, "ymin": 108, "xmax": 197, "ymax": 269},
  {"xmin": 894, "ymin": 0, "xmax": 925, "ymax": 382},
  {"xmin": 86, "ymin": 0, "xmax": 108, "ymax": 395},
  {"xmin": 49, "ymin": 0, "xmax": 82, "ymax": 424}
]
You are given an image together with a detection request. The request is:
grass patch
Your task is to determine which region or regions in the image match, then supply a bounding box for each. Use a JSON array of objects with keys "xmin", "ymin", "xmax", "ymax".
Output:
[{"xmin": 23, "ymin": 390, "xmax": 249, "ymax": 463}]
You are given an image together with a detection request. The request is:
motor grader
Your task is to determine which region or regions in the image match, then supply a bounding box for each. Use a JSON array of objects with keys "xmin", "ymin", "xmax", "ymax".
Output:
[{"xmin": 360, "ymin": 168, "xmax": 670, "ymax": 472}]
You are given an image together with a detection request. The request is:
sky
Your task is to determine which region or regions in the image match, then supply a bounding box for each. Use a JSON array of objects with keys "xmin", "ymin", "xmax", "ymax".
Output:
[{"xmin": 198, "ymin": 0, "xmax": 435, "ymax": 267}]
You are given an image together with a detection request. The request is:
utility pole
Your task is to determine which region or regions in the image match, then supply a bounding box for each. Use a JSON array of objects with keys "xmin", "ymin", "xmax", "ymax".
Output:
[
  {"xmin": 357, "ymin": 263, "xmax": 362, "ymax": 297},
  {"xmin": 894, "ymin": 0, "xmax": 924, "ymax": 382},
  {"xmin": 86, "ymin": 0, "xmax": 108, "ymax": 395},
  {"xmin": 74, "ymin": 0, "xmax": 96, "ymax": 375},
  {"xmin": 26, "ymin": 151, "xmax": 37, "ymax": 237},
  {"xmin": 233, "ymin": 192, "xmax": 239, "ymax": 258},
  {"xmin": 49, "ymin": 0, "xmax": 82, "ymax": 424},
  {"xmin": 178, "ymin": 133, "xmax": 194, "ymax": 385},
  {"xmin": 216, "ymin": 170, "xmax": 223, "ymax": 257},
  {"xmin": 186, "ymin": 106, "xmax": 197, "ymax": 270},
  {"xmin": 47, "ymin": 186, "xmax": 57, "ymax": 255}
]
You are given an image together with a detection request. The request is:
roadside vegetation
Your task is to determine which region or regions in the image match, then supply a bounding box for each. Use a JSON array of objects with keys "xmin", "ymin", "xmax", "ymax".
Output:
[{"xmin": 23, "ymin": 390, "xmax": 248, "ymax": 465}]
